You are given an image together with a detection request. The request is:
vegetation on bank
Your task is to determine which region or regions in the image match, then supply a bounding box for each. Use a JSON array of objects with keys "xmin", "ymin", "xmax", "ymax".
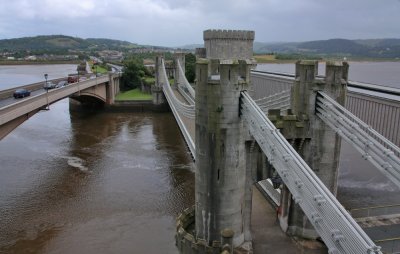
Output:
[
  {"xmin": 115, "ymin": 89, "xmax": 152, "ymax": 100},
  {"xmin": 89, "ymin": 60, "xmax": 110, "ymax": 74},
  {"xmin": 185, "ymin": 53, "xmax": 196, "ymax": 83}
]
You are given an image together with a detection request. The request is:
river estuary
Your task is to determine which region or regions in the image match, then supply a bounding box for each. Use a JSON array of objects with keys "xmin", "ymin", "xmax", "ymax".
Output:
[{"xmin": 0, "ymin": 63, "xmax": 399, "ymax": 253}]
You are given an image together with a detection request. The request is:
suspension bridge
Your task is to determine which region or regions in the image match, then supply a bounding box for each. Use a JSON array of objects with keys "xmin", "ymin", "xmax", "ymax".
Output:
[{"xmin": 153, "ymin": 30, "xmax": 400, "ymax": 254}]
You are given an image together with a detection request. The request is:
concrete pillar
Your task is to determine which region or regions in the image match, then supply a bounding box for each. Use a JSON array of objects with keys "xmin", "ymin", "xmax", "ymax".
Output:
[
  {"xmin": 244, "ymin": 141, "xmax": 258, "ymax": 242},
  {"xmin": 152, "ymin": 54, "xmax": 167, "ymax": 107},
  {"xmin": 195, "ymin": 59, "xmax": 248, "ymax": 247},
  {"xmin": 284, "ymin": 60, "xmax": 348, "ymax": 239},
  {"xmin": 106, "ymin": 73, "xmax": 118, "ymax": 105},
  {"xmin": 174, "ymin": 53, "xmax": 186, "ymax": 87}
]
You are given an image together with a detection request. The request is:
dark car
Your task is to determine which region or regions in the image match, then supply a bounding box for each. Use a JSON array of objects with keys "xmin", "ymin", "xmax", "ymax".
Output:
[
  {"xmin": 13, "ymin": 88, "xmax": 31, "ymax": 98},
  {"xmin": 67, "ymin": 76, "xmax": 78, "ymax": 83}
]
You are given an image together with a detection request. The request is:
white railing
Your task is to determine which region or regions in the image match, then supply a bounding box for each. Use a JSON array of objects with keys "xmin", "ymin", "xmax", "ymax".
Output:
[
  {"xmin": 160, "ymin": 59, "xmax": 195, "ymax": 159},
  {"xmin": 240, "ymin": 91, "xmax": 382, "ymax": 254}
]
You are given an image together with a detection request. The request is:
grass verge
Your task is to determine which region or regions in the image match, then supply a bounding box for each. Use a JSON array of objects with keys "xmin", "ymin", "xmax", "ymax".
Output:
[{"xmin": 115, "ymin": 88, "xmax": 152, "ymax": 101}]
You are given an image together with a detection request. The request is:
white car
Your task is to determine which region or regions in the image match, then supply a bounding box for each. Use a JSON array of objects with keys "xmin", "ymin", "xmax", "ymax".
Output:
[{"xmin": 56, "ymin": 81, "xmax": 68, "ymax": 88}]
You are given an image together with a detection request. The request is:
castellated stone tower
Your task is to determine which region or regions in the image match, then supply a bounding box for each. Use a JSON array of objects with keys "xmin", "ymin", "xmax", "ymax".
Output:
[
  {"xmin": 203, "ymin": 29, "xmax": 255, "ymax": 60},
  {"xmin": 196, "ymin": 30, "xmax": 255, "ymax": 250},
  {"xmin": 176, "ymin": 29, "xmax": 255, "ymax": 254}
]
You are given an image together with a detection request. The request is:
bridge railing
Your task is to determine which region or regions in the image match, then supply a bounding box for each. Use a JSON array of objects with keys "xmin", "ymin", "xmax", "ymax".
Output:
[
  {"xmin": 375, "ymin": 238, "xmax": 400, "ymax": 254},
  {"xmin": 349, "ymin": 204, "xmax": 400, "ymax": 218},
  {"xmin": 240, "ymin": 90, "xmax": 382, "ymax": 254},
  {"xmin": 159, "ymin": 59, "xmax": 195, "ymax": 159},
  {"xmin": 250, "ymin": 70, "xmax": 294, "ymax": 100}
]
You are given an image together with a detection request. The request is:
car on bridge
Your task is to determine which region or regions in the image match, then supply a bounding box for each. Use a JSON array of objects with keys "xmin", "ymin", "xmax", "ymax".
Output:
[
  {"xmin": 43, "ymin": 81, "xmax": 56, "ymax": 90},
  {"xmin": 55, "ymin": 80, "xmax": 68, "ymax": 88},
  {"xmin": 67, "ymin": 76, "xmax": 78, "ymax": 83},
  {"xmin": 13, "ymin": 88, "xmax": 31, "ymax": 98}
]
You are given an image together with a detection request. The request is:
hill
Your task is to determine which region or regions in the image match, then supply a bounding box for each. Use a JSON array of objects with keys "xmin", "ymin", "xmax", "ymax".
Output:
[
  {"xmin": 254, "ymin": 38, "xmax": 400, "ymax": 59},
  {"xmin": 0, "ymin": 35, "xmax": 141, "ymax": 52}
]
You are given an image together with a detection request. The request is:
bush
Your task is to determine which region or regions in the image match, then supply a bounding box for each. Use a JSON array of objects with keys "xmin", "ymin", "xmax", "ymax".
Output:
[
  {"xmin": 185, "ymin": 53, "xmax": 196, "ymax": 83},
  {"xmin": 120, "ymin": 57, "xmax": 146, "ymax": 91}
]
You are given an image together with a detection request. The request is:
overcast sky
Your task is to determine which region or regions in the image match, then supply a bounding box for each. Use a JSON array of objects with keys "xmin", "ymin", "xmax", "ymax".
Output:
[{"xmin": 0, "ymin": 0, "xmax": 399, "ymax": 47}]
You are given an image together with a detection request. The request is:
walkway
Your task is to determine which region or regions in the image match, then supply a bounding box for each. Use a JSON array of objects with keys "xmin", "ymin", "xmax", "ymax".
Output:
[{"xmin": 251, "ymin": 187, "xmax": 328, "ymax": 254}]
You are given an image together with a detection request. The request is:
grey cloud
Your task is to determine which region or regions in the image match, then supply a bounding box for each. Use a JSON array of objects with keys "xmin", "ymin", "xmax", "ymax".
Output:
[{"xmin": 0, "ymin": 0, "xmax": 399, "ymax": 46}]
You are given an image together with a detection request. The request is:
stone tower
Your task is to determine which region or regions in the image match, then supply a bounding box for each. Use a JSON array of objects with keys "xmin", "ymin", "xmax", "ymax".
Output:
[{"xmin": 176, "ymin": 30, "xmax": 255, "ymax": 254}]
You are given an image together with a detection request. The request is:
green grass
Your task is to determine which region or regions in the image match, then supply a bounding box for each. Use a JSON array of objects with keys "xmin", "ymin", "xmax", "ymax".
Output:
[
  {"xmin": 95, "ymin": 65, "xmax": 108, "ymax": 74},
  {"xmin": 115, "ymin": 88, "xmax": 152, "ymax": 101}
]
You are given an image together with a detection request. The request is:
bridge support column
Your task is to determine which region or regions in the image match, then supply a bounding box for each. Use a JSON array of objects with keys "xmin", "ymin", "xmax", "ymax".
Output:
[
  {"xmin": 106, "ymin": 73, "xmax": 119, "ymax": 105},
  {"xmin": 195, "ymin": 58, "xmax": 248, "ymax": 247},
  {"xmin": 152, "ymin": 54, "xmax": 168, "ymax": 110},
  {"xmin": 281, "ymin": 60, "xmax": 348, "ymax": 239},
  {"xmin": 174, "ymin": 53, "xmax": 186, "ymax": 87}
]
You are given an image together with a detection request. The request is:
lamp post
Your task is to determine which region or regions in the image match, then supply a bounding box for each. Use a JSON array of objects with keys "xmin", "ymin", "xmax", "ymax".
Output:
[{"xmin": 44, "ymin": 73, "xmax": 49, "ymax": 109}]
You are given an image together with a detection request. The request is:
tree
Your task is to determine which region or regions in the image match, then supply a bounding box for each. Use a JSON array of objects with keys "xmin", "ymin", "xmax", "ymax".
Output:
[
  {"xmin": 120, "ymin": 57, "xmax": 146, "ymax": 91},
  {"xmin": 185, "ymin": 53, "xmax": 196, "ymax": 83}
]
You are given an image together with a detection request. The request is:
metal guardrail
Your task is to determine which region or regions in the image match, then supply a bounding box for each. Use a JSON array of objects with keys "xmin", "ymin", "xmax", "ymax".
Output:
[
  {"xmin": 240, "ymin": 91, "xmax": 382, "ymax": 254},
  {"xmin": 375, "ymin": 238, "xmax": 400, "ymax": 254},
  {"xmin": 350, "ymin": 204, "xmax": 400, "ymax": 218}
]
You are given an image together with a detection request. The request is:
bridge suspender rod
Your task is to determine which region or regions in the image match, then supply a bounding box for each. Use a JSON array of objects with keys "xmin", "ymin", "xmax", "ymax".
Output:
[
  {"xmin": 316, "ymin": 92, "xmax": 400, "ymax": 188},
  {"xmin": 253, "ymin": 90, "xmax": 291, "ymax": 114},
  {"xmin": 240, "ymin": 91, "xmax": 382, "ymax": 254}
]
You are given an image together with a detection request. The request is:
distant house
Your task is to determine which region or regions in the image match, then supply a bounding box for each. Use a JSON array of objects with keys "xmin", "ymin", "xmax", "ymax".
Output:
[
  {"xmin": 25, "ymin": 56, "xmax": 37, "ymax": 61},
  {"xmin": 7, "ymin": 57, "xmax": 15, "ymax": 60}
]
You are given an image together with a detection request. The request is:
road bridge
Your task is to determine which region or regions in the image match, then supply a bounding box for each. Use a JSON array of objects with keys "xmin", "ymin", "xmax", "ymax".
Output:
[{"xmin": 0, "ymin": 74, "xmax": 120, "ymax": 139}]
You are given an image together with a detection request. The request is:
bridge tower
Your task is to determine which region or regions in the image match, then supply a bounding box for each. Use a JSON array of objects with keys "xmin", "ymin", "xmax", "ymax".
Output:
[
  {"xmin": 277, "ymin": 60, "xmax": 348, "ymax": 239},
  {"xmin": 174, "ymin": 52, "xmax": 186, "ymax": 87},
  {"xmin": 152, "ymin": 54, "xmax": 168, "ymax": 110},
  {"xmin": 176, "ymin": 30, "xmax": 255, "ymax": 254}
]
